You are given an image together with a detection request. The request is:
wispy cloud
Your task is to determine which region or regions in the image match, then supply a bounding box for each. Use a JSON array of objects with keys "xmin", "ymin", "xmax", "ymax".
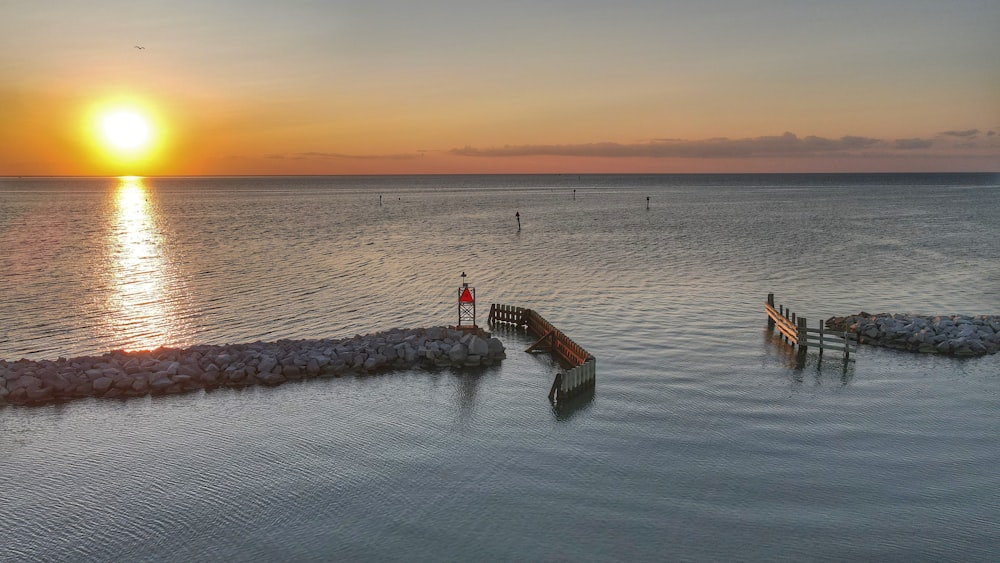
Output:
[
  {"xmin": 451, "ymin": 132, "xmax": 886, "ymax": 159},
  {"xmin": 450, "ymin": 130, "xmax": 1000, "ymax": 160},
  {"xmin": 268, "ymin": 151, "xmax": 425, "ymax": 160},
  {"xmin": 940, "ymin": 129, "xmax": 980, "ymax": 138},
  {"xmin": 894, "ymin": 138, "xmax": 934, "ymax": 149}
]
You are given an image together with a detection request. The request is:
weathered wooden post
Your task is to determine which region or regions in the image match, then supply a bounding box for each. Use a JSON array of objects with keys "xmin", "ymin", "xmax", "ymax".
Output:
[
  {"xmin": 797, "ymin": 317, "xmax": 808, "ymax": 352},
  {"xmin": 548, "ymin": 372, "xmax": 562, "ymax": 402},
  {"xmin": 817, "ymin": 318, "xmax": 825, "ymax": 358},
  {"xmin": 767, "ymin": 293, "xmax": 775, "ymax": 330},
  {"xmin": 458, "ymin": 272, "xmax": 476, "ymax": 327}
]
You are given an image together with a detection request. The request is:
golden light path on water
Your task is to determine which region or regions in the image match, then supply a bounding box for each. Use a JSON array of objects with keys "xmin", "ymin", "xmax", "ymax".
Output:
[{"xmin": 105, "ymin": 176, "xmax": 183, "ymax": 352}]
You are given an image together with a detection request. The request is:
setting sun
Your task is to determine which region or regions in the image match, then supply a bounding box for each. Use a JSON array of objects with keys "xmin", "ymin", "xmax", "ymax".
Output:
[
  {"xmin": 101, "ymin": 110, "xmax": 150, "ymax": 150},
  {"xmin": 84, "ymin": 99, "xmax": 168, "ymax": 174}
]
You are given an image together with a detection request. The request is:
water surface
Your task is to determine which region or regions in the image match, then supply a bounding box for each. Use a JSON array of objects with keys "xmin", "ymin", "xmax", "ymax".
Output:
[{"xmin": 1, "ymin": 174, "xmax": 998, "ymax": 561}]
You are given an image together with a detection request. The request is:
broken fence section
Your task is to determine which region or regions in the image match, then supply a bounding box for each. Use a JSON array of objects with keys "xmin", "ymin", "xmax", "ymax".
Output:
[
  {"xmin": 487, "ymin": 303, "xmax": 595, "ymax": 401},
  {"xmin": 766, "ymin": 293, "xmax": 857, "ymax": 362}
]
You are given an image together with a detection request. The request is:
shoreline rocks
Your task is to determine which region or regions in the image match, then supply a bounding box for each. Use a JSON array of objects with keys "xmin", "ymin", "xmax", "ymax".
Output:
[
  {"xmin": 0, "ymin": 326, "xmax": 506, "ymax": 407},
  {"xmin": 826, "ymin": 313, "xmax": 1000, "ymax": 357}
]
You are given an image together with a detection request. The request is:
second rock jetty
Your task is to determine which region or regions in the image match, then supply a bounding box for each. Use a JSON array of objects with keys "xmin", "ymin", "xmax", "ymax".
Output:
[
  {"xmin": 0, "ymin": 326, "xmax": 506, "ymax": 407},
  {"xmin": 826, "ymin": 313, "xmax": 1000, "ymax": 357}
]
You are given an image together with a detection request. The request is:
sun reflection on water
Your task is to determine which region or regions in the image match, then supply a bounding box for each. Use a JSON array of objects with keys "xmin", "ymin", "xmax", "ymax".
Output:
[{"xmin": 106, "ymin": 176, "xmax": 181, "ymax": 351}]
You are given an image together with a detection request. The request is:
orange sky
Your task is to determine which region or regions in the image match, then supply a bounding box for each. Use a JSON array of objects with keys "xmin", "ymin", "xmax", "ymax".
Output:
[{"xmin": 1, "ymin": 1, "xmax": 998, "ymax": 176}]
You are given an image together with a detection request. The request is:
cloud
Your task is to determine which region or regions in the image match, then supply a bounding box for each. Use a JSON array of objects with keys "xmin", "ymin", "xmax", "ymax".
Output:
[
  {"xmin": 451, "ymin": 132, "xmax": 885, "ymax": 159},
  {"xmin": 940, "ymin": 129, "xmax": 980, "ymax": 138},
  {"xmin": 894, "ymin": 138, "xmax": 934, "ymax": 149},
  {"xmin": 264, "ymin": 151, "xmax": 423, "ymax": 161},
  {"xmin": 296, "ymin": 151, "xmax": 424, "ymax": 160}
]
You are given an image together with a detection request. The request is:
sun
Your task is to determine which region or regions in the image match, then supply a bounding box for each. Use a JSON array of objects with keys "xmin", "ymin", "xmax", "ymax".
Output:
[
  {"xmin": 86, "ymin": 99, "xmax": 166, "ymax": 173},
  {"xmin": 101, "ymin": 110, "xmax": 151, "ymax": 151}
]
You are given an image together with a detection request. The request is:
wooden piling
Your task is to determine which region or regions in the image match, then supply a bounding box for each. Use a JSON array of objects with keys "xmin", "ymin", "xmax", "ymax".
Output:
[
  {"xmin": 548, "ymin": 373, "xmax": 562, "ymax": 401},
  {"xmin": 817, "ymin": 319, "xmax": 824, "ymax": 358}
]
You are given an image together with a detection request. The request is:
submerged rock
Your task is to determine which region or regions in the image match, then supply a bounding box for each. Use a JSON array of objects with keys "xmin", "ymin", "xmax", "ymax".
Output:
[
  {"xmin": 827, "ymin": 313, "xmax": 1000, "ymax": 357},
  {"xmin": 0, "ymin": 327, "xmax": 505, "ymax": 407}
]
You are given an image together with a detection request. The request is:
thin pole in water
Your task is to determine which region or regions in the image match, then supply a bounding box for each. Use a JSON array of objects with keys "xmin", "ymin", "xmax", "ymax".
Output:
[
  {"xmin": 515, "ymin": 211, "xmax": 521, "ymax": 231},
  {"xmin": 646, "ymin": 196, "xmax": 650, "ymax": 210}
]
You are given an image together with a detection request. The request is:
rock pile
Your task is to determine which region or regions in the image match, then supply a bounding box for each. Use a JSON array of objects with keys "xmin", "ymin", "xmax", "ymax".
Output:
[
  {"xmin": 0, "ymin": 326, "xmax": 506, "ymax": 407},
  {"xmin": 826, "ymin": 313, "xmax": 1000, "ymax": 357}
]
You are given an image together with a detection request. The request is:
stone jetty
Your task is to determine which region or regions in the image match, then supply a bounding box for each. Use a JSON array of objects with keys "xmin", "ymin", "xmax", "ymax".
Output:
[
  {"xmin": 0, "ymin": 326, "xmax": 506, "ymax": 407},
  {"xmin": 826, "ymin": 313, "xmax": 1000, "ymax": 357}
]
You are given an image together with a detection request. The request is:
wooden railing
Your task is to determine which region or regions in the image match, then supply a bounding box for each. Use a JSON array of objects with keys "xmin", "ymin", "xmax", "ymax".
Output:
[
  {"xmin": 766, "ymin": 293, "xmax": 856, "ymax": 361},
  {"xmin": 488, "ymin": 303, "xmax": 595, "ymax": 401}
]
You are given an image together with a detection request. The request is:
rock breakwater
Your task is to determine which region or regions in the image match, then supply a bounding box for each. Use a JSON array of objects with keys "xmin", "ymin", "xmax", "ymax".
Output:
[
  {"xmin": 826, "ymin": 313, "xmax": 1000, "ymax": 357},
  {"xmin": 0, "ymin": 326, "xmax": 506, "ymax": 407}
]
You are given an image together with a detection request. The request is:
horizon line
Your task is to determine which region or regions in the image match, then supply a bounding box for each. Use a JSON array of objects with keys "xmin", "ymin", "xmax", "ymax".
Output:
[{"xmin": 3, "ymin": 171, "xmax": 998, "ymax": 180}]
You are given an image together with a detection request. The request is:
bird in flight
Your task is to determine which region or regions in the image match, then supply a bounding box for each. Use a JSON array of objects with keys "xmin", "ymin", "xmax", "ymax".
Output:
[{"xmin": 134, "ymin": 45, "xmax": 145, "ymax": 50}]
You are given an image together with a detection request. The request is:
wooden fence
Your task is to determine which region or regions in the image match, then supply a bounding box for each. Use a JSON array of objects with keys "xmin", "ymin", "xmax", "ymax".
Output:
[
  {"xmin": 766, "ymin": 293, "xmax": 856, "ymax": 361},
  {"xmin": 488, "ymin": 304, "xmax": 595, "ymax": 401}
]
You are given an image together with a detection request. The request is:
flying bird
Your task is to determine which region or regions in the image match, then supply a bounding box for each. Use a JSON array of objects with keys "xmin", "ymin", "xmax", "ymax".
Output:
[{"xmin": 134, "ymin": 45, "xmax": 145, "ymax": 50}]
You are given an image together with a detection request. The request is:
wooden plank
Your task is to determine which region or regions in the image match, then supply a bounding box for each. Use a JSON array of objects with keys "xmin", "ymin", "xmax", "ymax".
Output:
[
  {"xmin": 802, "ymin": 337, "xmax": 855, "ymax": 349},
  {"xmin": 772, "ymin": 316, "xmax": 797, "ymax": 333},
  {"xmin": 770, "ymin": 316, "xmax": 797, "ymax": 333},
  {"xmin": 802, "ymin": 333, "xmax": 853, "ymax": 342},
  {"xmin": 803, "ymin": 328, "xmax": 857, "ymax": 339},
  {"xmin": 805, "ymin": 338, "xmax": 854, "ymax": 348},
  {"xmin": 764, "ymin": 303, "xmax": 783, "ymax": 320},
  {"xmin": 802, "ymin": 340, "xmax": 850, "ymax": 347},
  {"xmin": 526, "ymin": 329, "xmax": 555, "ymax": 353},
  {"xmin": 802, "ymin": 334, "xmax": 852, "ymax": 342},
  {"xmin": 766, "ymin": 306, "xmax": 797, "ymax": 332},
  {"xmin": 803, "ymin": 343, "xmax": 853, "ymax": 352},
  {"xmin": 776, "ymin": 324, "xmax": 799, "ymax": 343}
]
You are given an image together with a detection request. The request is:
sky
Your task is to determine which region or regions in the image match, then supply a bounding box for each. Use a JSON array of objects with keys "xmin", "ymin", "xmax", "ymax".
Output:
[{"xmin": 1, "ymin": 0, "xmax": 998, "ymax": 176}]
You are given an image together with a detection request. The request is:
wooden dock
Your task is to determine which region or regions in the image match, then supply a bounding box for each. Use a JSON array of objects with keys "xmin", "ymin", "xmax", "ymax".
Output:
[
  {"xmin": 766, "ymin": 293, "xmax": 856, "ymax": 362},
  {"xmin": 488, "ymin": 304, "xmax": 595, "ymax": 401}
]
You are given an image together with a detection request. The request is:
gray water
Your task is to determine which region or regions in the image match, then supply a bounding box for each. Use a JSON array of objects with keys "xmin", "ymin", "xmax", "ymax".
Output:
[{"xmin": 1, "ymin": 174, "xmax": 998, "ymax": 561}]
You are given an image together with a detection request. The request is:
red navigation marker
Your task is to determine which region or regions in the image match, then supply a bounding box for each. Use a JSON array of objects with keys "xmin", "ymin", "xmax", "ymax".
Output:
[{"xmin": 458, "ymin": 271, "xmax": 476, "ymax": 327}]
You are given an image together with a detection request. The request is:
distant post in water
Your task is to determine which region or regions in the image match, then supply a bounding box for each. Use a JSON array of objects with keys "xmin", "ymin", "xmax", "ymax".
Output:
[
  {"xmin": 515, "ymin": 211, "xmax": 521, "ymax": 231},
  {"xmin": 646, "ymin": 196, "xmax": 650, "ymax": 210},
  {"xmin": 458, "ymin": 271, "xmax": 476, "ymax": 327}
]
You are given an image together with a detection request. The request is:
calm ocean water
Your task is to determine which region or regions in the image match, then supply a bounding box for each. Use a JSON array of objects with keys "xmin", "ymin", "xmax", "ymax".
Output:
[{"xmin": 1, "ymin": 173, "xmax": 998, "ymax": 561}]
